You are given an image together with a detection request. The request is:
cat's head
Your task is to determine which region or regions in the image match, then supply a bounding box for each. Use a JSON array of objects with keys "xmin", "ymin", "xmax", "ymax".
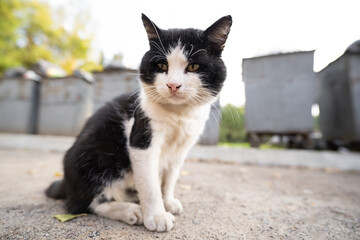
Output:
[{"xmin": 139, "ymin": 14, "xmax": 232, "ymax": 106}]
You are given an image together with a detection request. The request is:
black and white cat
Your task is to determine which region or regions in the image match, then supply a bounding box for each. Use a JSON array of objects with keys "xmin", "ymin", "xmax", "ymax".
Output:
[{"xmin": 46, "ymin": 14, "xmax": 232, "ymax": 232}]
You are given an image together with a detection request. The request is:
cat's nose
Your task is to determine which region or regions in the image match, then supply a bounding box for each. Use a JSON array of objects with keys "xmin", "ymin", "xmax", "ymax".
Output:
[{"xmin": 166, "ymin": 83, "xmax": 182, "ymax": 92}]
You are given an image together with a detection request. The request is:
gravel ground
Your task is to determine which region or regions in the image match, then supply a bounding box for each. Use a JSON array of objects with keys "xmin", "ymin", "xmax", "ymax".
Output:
[{"xmin": 0, "ymin": 148, "xmax": 359, "ymax": 240}]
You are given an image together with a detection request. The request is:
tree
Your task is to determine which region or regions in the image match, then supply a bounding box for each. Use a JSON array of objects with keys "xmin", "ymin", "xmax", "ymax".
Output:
[
  {"xmin": 0, "ymin": 0, "xmax": 24, "ymax": 74},
  {"xmin": 0, "ymin": 0, "xmax": 101, "ymax": 76}
]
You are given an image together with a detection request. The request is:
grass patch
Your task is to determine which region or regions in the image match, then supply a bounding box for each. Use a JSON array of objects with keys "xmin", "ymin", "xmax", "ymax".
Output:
[
  {"xmin": 219, "ymin": 142, "xmax": 286, "ymax": 150},
  {"xmin": 219, "ymin": 142, "xmax": 251, "ymax": 148}
]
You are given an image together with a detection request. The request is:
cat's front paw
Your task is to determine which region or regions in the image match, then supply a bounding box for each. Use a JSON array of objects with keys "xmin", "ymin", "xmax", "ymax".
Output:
[
  {"xmin": 144, "ymin": 212, "xmax": 175, "ymax": 232},
  {"xmin": 164, "ymin": 198, "xmax": 183, "ymax": 215},
  {"xmin": 123, "ymin": 204, "xmax": 143, "ymax": 225}
]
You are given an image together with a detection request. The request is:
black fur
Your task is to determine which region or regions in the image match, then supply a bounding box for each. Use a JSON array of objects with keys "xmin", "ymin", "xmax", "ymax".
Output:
[
  {"xmin": 45, "ymin": 180, "xmax": 66, "ymax": 199},
  {"xmin": 97, "ymin": 194, "xmax": 115, "ymax": 204},
  {"xmin": 130, "ymin": 110, "xmax": 152, "ymax": 149},
  {"xmin": 45, "ymin": 92, "xmax": 149, "ymax": 214}
]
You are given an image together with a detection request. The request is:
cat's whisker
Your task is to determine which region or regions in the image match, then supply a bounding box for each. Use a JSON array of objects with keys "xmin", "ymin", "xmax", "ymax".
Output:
[
  {"xmin": 188, "ymin": 97, "xmax": 200, "ymax": 109},
  {"xmin": 147, "ymin": 93, "xmax": 160, "ymax": 101},
  {"xmin": 133, "ymin": 102, "xmax": 142, "ymax": 117},
  {"xmin": 142, "ymin": 85, "xmax": 157, "ymax": 89},
  {"xmin": 128, "ymin": 90, "xmax": 142, "ymax": 99},
  {"xmin": 150, "ymin": 41, "xmax": 163, "ymax": 52},
  {"xmin": 209, "ymin": 109, "xmax": 220, "ymax": 129},
  {"xmin": 192, "ymin": 91, "xmax": 212, "ymax": 103},
  {"xmin": 152, "ymin": 51, "xmax": 167, "ymax": 59},
  {"xmin": 226, "ymin": 104, "xmax": 237, "ymax": 126},
  {"xmin": 186, "ymin": 44, "xmax": 194, "ymax": 57},
  {"xmin": 150, "ymin": 40, "xmax": 167, "ymax": 57},
  {"xmin": 229, "ymin": 104, "xmax": 241, "ymax": 121},
  {"xmin": 211, "ymin": 103, "xmax": 222, "ymax": 116},
  {"xmin": 226, "ymin": 104, "xmax": 241, "ymax": 122},
  {"xmin": 190, "ymin": 48, "xmax": 207, "ymax": 58},
  {"xmin": 191, "ymin": 94, "xmax": 207, "ymax": 107},
  {"xmin": 150, "ymin": 55, "xmax": 167, "ymax": 63},
  {"xmin": 152, "ymin": 35, "xmax": 166, "ymax": 54},
  {"xmin": 134, "ymin": 99, "xmax": 142, "ymax": 109}
]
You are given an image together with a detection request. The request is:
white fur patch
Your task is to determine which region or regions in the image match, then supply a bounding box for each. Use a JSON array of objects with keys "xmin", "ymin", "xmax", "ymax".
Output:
[
  {"xmin": 148, "ymin": 43, "xmax": 208, "ymax": 106},
  {"xmin": 90, "ymin": 171, "xmax": 136, "ymax": 205},
  {"xmin": 127, "ymin": 82, "xmax": 212, "ymax": 231},
  {"xmin": 92, "ymin": 201, "xmax": 143, "ymax": 225}
]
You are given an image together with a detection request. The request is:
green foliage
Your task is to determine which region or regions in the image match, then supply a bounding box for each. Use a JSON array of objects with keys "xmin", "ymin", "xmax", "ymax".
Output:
[
  {"xmin": 0, "ymin": 0, "xmax": 24, "ymax": 73},
  {"xmin": 0, "ymin": 0, "xmax": 97, "ymax": 76},
  {"xmin": 219, "ymin": 142, "xmax": 285, "ymax": 150},
  {"xmin": 80, "ymin": 60, "xmax": 103, "ymax": 73},
  {"xmin": 313, "ymin": 116, "xmax": 319, "ymax": 131},
  {"xmin": 219, "ymin": 105, "xmax": 247, "ymax": 143},
  {"xmin": 219, "ymin": 142, "xmax": 251, "ymax": 148}
]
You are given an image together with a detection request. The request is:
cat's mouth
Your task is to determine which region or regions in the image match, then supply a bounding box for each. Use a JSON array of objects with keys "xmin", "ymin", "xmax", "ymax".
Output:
[
  {"xmin": 165, "ymin": 92, "xmax": 188, "ymax": 105},
  {"xmin": 169, "ymin": 93, "xmax": 184, "ymax": 100},
  {"xmin": 169, "ymin": 93, "xmax": 185, "ymax": 100}
]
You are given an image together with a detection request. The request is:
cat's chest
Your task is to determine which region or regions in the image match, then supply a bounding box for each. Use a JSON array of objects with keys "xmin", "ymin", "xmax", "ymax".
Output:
[
  {"xmin": 156, "ymin": 117, "xmax": 202, "ymax": 146},
  {"xmin": 153, "ymin": 116, "xmax": 206, "ymax": 170},
  {"xmin": 150, "ymin": 105, "xmax": 210, "ymax": 154}
]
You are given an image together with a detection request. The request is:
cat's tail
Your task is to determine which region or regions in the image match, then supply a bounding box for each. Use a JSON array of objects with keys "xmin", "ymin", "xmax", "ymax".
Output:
[{"xmin": 45, "ymin": 180, "xmax": 66, "ymax": 199}]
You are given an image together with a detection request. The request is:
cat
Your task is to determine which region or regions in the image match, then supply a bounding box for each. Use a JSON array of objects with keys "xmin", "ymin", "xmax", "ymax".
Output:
[{"xmin": 45, "ymin": 13, "xmax": 232, "ymax": 232}]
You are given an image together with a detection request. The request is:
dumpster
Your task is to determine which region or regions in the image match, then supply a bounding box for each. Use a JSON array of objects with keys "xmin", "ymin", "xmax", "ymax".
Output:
[
  {"xmin": 38, "ymin": 76, "xmax": 93, "ymax": 136},
  {"xmin": 243, "ymin": 51, "xmax": 317, "ymax": 147},
  {"xmin": 0, "ymin": 77, "xmax": 40, "ymax": 134},
  {"xmin": 93, "ymin": 68, "xmax": 139, "ymax": 111},
  {"xmin": 318, "ymin": 42, "xmax": 360, "ymax": 145}
]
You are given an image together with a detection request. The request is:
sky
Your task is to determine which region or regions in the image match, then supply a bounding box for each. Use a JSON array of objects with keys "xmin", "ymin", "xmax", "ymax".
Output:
[{"xmin": 53, "ymin": 0, "xmax": 360, "ymax": 106}]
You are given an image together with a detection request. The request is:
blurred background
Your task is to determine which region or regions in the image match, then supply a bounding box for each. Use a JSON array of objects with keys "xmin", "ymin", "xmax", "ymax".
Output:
[{"xmin": 1, "ymin": 0, "xmax": 360, "ymax": 151}]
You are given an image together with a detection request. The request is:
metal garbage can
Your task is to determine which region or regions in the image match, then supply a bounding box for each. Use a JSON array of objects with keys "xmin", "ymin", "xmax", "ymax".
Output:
[
  {"xmin": 243, "ymin": 51, "xmax": 317, "ymax": 147},
  {"xmin": 93, "ymin": 68, "xmax": 139, "ymax": 111},
  {"xmin": 38, "ymin": 76, "xmax": 93, "ymax": 136},
  {"xmin": 0, "ymin": 76, "xmax": 40, "ymax": 134},
  {"xmin": 318, "ymin": 46, "xmax": 360, "ymax": 145}
]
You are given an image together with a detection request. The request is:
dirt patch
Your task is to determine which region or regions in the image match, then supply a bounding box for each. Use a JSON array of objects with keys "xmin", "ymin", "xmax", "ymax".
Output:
[{"xmin": 0, "ymin": 149, "xmax": 359, "ymax": 239}]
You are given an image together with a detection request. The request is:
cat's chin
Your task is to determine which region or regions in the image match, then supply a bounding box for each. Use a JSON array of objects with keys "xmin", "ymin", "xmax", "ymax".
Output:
[
  {"xmin": 164, "ymin": 95, "xmax": 188, "ymax": 105},
  {"xmin": 169, "ymin": 94, "xmax": 186, "ymax": 102}
]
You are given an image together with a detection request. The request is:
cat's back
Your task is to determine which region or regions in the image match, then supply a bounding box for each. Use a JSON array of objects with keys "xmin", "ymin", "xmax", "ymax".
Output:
[
  {"xmin": 64, "ymin": 92, "xmax": 139, "ymax": 181},
  {"xmin": 79, "ymin": 92, "xmax": 138, "ymax": 138}
]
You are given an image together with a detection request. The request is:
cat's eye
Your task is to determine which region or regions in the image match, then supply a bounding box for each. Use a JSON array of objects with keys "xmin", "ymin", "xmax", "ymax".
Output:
[
  {"xmin": 187, "ymin": 63, "xmax": 200, "ymax": 72},
  {"xmin": 157, "ymin": 63, "xmax": 168, "ymax": 72}
]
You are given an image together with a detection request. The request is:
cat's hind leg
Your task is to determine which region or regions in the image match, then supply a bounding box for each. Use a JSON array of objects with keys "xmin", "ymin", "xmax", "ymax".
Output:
[{"xmin": 91, "ymin": 201, "xmax": 143, "ymax": 225}]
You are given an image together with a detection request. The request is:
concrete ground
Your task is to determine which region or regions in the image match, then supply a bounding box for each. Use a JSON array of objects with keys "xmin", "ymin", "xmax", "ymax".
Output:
[{"xmin": 1, "ymin": 134, "xmax": 360, "ymax": 239}]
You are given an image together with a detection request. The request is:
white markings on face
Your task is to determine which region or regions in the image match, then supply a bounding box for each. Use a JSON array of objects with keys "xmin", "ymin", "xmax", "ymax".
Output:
[{"xmin": 152, "ymin": 43, "xmax": 204, "ymax": 105}]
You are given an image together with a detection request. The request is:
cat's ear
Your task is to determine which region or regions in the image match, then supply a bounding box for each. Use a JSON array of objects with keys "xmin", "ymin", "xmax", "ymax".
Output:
[
  {"xmin": 141, "ymin": 13, "xmax": 162, "ymax": 41},
  {"xmin": 204, "ymin": 15, "xmax": 232, "ymax": 51}
]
